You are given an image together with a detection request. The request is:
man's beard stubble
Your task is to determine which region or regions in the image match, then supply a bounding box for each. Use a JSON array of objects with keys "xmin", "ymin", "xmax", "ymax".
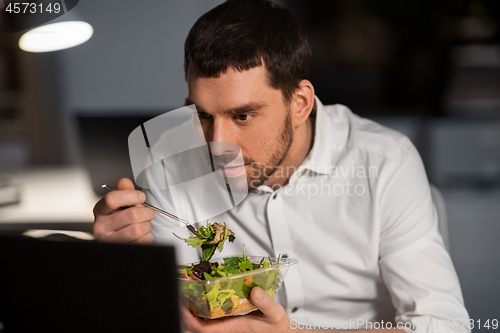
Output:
[{"xmin": 246, "ymin": 108, "xmax": 294, "ymax": 190}]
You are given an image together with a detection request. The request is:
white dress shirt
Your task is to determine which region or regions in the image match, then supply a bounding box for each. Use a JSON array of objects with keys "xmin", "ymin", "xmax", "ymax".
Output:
[{"xmin": 147, "ymin": 97, "xmax": 470, "ymax": 332}]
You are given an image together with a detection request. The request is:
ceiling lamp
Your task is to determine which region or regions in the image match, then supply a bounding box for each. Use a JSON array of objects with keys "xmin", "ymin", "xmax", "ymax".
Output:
[{"xmin": 17, "ymin": 0, "xmax": 93, "ymax": 53}]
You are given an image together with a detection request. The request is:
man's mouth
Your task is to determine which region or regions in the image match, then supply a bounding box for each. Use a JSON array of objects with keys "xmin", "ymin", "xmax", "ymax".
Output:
[{"xmin": 219, "ymin": 164, "xmax": 247, "ymax": 178}]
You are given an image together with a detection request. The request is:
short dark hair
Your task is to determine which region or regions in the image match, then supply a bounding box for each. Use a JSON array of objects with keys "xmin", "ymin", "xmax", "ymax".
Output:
[{"xmin": 184, "ymin": 0, "xmax": 312, "ymax": 102}]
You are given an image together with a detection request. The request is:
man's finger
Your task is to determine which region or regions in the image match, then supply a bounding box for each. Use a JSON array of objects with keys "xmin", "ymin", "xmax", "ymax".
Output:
[
  {"xmin": 107, "ymin": 206, "xmax": 154, "ymax": 231},
  {"xmin": 130, "ymin": 231, "xmax": 154, "ymax": 245},
  {"xmin": 181, "ymin": 307, "xmax": 206, "ymax": 333},
  {"xmin": 93, "ymin": 206, "xmax": 153, "ymax": 241},
  {"xmin": 94, "ymin": 190, "xmax": 146, "ymax": 215},
  {"xmin": 250, "ymin": 287, "xmax": 284, "ymax": 322},
  {"xmin": 105, "ymin": 221, "xmax": 152, "ymax": 243},
  {"xmin": 116, "ymin": 178, "xmax": 135, "ymax": 191}
]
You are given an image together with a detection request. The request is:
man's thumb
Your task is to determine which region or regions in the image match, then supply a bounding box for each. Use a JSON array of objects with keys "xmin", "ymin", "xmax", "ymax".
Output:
[{"xmin": 250, "ymin": 287, "xmax": 280, "ymax": 318}]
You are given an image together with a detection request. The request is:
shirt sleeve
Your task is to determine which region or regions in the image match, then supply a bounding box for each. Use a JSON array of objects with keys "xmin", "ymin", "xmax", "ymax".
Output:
[{"xmin": 377, "ymin": 137, "xmax": 470, "ymax": 333}]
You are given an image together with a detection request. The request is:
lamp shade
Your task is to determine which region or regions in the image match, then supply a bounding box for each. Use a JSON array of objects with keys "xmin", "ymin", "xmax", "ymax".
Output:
[{"xmin": 17, "ymin": 0, "xmax": 93, "ymax": 53}]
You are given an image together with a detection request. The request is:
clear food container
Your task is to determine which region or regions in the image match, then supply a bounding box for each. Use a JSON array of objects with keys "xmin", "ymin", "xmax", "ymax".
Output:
[{"xmin": 179, "ymin": 255, "xmax": 298, "ymax": 319}]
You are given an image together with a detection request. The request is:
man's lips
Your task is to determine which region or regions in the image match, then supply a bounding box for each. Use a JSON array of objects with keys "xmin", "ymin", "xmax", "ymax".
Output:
[{"xmin": 218, "ymin": 164, "xmax": 247, "ymax": 178}]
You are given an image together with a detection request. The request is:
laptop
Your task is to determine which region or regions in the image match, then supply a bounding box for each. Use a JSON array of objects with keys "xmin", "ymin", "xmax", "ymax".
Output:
[{"xmin": 0, "ymin": 235, "xmax": 181, "ymax": 333}]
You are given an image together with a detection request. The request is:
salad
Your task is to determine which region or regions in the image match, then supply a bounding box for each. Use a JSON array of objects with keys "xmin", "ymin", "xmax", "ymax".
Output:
[
  {"xmin": 176, "ymin": 221, "xmax": 295, "ymax": 319},
  {"xmin": 175, "ymin": 221, "xmax": 235, "ymax": 262},
  {"xmin": 178, "ymin": 252, "xmax": 284, "ymax": 319}
]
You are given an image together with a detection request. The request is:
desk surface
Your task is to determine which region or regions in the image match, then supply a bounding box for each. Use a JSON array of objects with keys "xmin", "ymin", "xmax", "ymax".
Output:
[{"xmin": 0, "ymin": 167, "xmax": 100, "ymax": 224}]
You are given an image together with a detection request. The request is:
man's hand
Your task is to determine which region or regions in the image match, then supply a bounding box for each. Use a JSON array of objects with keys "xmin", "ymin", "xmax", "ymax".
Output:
[
  {"xmin": 182, "ymin": 287, "xmax": 291, "ymax": 333},
  {"xmin": 93, "ymin": 178, "xmax": 155, "ymax": 244}
]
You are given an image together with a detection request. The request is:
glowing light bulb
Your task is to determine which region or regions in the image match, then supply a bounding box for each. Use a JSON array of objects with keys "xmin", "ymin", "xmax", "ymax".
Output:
[{"xmin": 19, "ymin": 21, "xmax": 93, "ymax": 53}]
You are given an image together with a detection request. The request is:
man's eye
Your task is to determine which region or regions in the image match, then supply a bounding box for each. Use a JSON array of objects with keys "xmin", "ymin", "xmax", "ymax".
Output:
[
  {"xmin": 235, "ymin": 114, "xmax": 252, "ymax": 121},
  {"xmin": 198, "ymin": 112, "xmax": 211, "ymax": 119}
]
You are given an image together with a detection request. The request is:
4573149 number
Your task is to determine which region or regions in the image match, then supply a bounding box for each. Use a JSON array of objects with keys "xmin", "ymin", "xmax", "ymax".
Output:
[
  {"xmin": 5, "ymin": 2, "xmax": 61, "ymax": 14},
  {"xmin": 445, "ymin": 319, "xmax": 499, "ymax": 330}
]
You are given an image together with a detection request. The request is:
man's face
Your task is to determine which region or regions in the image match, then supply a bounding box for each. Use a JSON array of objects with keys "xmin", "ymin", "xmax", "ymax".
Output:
[{"xmin": 186, "ymin": 65, "xmax": 294, "ymax": 190}]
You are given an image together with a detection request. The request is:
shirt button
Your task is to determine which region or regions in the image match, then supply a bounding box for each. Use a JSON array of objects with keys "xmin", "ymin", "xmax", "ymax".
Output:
[
  {"xmin": 272, "ymin": 193, "xmax": 277, "ymax": 199},
  {"xmin": 292, "ymin": 307, "xmax": 299, "ymax": 313},
  {"xmin": 282, "ymin": 254, "xmax": 288, "ymax": 259}
]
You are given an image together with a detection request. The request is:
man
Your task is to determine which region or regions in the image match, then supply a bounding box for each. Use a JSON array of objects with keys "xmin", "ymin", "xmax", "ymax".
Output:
[{"xmin": 93, "ymin": 1, "xmax": 470, "ymax": 332}]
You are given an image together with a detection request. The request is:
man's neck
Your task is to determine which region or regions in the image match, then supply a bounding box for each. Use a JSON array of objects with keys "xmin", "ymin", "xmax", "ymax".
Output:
[{"xmin": 265, "ymin": 111, "xmax": 316, "ymax": 188}]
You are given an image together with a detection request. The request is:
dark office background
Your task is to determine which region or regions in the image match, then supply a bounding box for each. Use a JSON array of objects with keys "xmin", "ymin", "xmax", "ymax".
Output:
[{"xmin": 0, "ymin": 0, "xmax": 499, "ymax": 329}]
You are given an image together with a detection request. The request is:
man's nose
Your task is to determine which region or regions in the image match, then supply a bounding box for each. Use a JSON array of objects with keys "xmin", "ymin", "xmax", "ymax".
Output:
[
  {"xmin": 211, "ymin": 119, "xmax": 234, "ymax": 142},
  {"xmin": 210, "ymin": 119, "xmax": 235, "ymax": 153}
]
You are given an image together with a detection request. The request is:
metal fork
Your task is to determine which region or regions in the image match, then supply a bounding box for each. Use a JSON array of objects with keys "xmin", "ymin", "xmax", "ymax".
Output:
[{"xmin": 101, "ymin": 184, "xmax": 205, "ymax": 238}]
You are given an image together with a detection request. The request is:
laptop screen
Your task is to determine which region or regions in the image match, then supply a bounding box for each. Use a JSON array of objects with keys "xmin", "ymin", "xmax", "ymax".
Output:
[{"xmin": 0, "ymin": 235, "xmax": 180, "ymax": 333}]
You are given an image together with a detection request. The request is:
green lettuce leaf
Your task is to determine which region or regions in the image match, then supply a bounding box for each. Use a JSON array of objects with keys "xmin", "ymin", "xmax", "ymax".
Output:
[
  {"xmin": 224, "ymin": 266, "xmax": 240, "ymax": 275},
  {"xmin": 184, "ymin": 236, "xmax": 207, "ymax": 248},
  {"xmin": 204, "ymin": 284, "xmax": 220, "ymax": 311},
  {"xmin": 232, "ymin": 281, "xmax": 247, "ymax": 299},
  {"xmin": 202, "ymin": 246, "xmax": 217, "ymax": 262},
  {"xmin": 223, "ymin": 256, "xmax": 243, "ymax": 267},
  {"xmin": 239, "ymin": 260, "xmax": 253, "ymax": 272}
]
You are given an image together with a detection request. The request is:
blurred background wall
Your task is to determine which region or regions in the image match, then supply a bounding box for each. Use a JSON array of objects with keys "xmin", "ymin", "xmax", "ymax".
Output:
[{"xmin": 0, "ymin": 0, "xmax": 499, "ymax": 327}]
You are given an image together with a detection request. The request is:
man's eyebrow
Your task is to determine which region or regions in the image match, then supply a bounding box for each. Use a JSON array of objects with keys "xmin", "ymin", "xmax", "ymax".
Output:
[
  {"xmin": 223, "ymin": 102, "xmax": 268, "ymax": 115},
  {"xmin": 184, "ymin": 98, "xmax": 268, "ymax": 115}
]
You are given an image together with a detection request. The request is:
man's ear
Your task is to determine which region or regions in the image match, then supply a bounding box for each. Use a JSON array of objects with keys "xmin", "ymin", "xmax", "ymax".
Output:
[{"xmin": 290, "ymin": 80, "xmax": 315, "ymax": 128}]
